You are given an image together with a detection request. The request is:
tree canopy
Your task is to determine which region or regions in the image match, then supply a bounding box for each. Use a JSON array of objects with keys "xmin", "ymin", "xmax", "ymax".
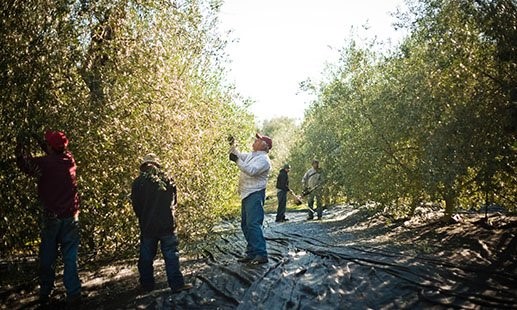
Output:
[
  {"xmin": 1, "ymin": 0, "xmax": 255, "ymax": 258},
  {"xmin": 1, "ymin": 0, "xmax": 516, "ymax": 260},
  {"xmin": 289, "ymin": 0, "xmax": 516, "ymax": 219}
]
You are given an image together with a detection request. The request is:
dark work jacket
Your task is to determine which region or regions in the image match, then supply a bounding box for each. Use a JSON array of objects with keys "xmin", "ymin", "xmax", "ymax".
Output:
[
  {"xmin": 131, "ymin": 166, "xmax": 177, "ymax": 237},
  {"xmin": 275, "ymin": 168, "xmax": 289, "ymax": 191},
  {"xmin": 16, "ymin": 142, "xmax": 79, "ymax": 218}
]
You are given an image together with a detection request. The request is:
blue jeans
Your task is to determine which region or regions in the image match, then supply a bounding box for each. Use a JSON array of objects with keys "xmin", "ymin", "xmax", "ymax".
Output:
[
  {"xmin": 138, "ymin": 235, "xmax": 185, "ymax": 290},
  {"xmin": 241, "ymin": 189, "xmax": 267, "ymax": 258},
  {"xmin": 39, "ymin": 216, "xmax": 81, "ymax": 298},
  {"xmin": 276, "ymin": 190, "xmax": 287, "ymax": 220}
]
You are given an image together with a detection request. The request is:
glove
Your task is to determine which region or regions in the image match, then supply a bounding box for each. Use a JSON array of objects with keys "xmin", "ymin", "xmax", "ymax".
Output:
[
  {"xmin": 227, "ymin": 135, "xmax": 235, "ymax": 146},
  {"xmin": 16, "ymin": 131, "xmax": 27, "ymax": 144},
  {"xmin": 229, "ymin": 153, "xmax": 238, "ymax": 162},
  {"xmin": 32, "ymin": 133, "xmax": 47, "ymax": 152}
]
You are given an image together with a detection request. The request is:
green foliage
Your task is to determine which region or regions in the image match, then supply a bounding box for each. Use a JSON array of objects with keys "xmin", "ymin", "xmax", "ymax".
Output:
[
  {"xmin": 261, "ymin": 117, "xmax": 300, "ymax": 171},
  {"xmin": 260, "ymin": 117, "xmax": 302, "ymax": 203},
  {"xmin": 290, "ymin": 0, "xmax": 516, "ymax": 220},
  {"xmin": 0, "ymin": 0, "xmax": 255, "ymax": 259}
]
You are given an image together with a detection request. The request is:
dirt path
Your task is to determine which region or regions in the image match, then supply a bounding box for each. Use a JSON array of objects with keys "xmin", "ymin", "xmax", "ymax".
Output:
[{"xmin": 2, "ymin": 205, "xmax": 516, "ymax": 309}]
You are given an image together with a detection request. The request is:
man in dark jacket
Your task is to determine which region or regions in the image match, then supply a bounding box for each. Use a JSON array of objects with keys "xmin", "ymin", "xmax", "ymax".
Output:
[
  {"xmin": 16, "ymin": 130, "xmax": 81, "ymax": 306},
  {"xmin": 131, "ymin": 153, "xmax": 191, "ymax": 294},
  {"xmin": 275, "ymin": 164, "xmax": 291, "ymax": 222}
]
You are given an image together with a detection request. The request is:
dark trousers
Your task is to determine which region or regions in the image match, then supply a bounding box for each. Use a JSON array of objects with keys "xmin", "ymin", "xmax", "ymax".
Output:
[
  {"xmin": 138, "ymin": 234, "xmax": 185, "ymax": 291},
  {"xmin": 39, "ymin": 216, "xmax": 81, "ymax": 298},
  {"xmin": 276, "ymin": 190, "xmax": 287, "ymax": 220}
]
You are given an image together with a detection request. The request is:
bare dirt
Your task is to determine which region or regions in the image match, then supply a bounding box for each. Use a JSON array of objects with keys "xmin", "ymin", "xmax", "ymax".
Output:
[{"xmin": 1, "ymin": 204, "xmax": 516, "ymax": 309}]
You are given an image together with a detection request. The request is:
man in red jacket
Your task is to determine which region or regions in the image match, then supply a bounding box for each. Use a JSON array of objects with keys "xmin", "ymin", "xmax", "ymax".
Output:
[{"xmin": 16, "ymin": 130, "xmax": 81, "ymax": 306}]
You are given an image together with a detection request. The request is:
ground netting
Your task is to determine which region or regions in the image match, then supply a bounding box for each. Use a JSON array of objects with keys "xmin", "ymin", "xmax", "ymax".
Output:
[{"xmin": 2, "ymin": 204, "xmax": 516, "ymax": 309}]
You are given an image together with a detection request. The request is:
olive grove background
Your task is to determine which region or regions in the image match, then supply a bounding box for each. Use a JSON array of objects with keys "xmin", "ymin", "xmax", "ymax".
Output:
[
  {"xmin": 1, "ymin": 0, "xmax": 516, "ymax": 262},
  {"xmin": 288, "ymin": 0, "xmax": 516, "ymax": 219},
  {"xmin": 0, "ymin": 0, "xmax": 255, "ymax": 259}
]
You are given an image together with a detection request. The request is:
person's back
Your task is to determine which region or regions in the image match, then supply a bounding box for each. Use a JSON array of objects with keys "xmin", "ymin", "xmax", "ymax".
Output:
[
  {"xmin": 32, "ymin": 152, "xmax": 79, "ymax": 218},
  {"xmin": 15, "ymin": 130, "xmax": 82, "ymax": 306},
  {"xmin": 131, "ymin": 164, "xmax": 176, "ymax": 237},
  {"xmin": 131, "ymin": 153, "xmax": 191, "ymax": 295},
  {"xmin": 276, "ymin": 168, "xmax": 289, "ymax": 191}
]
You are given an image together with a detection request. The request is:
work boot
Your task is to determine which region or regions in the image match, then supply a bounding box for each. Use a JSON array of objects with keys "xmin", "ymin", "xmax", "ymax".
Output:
[
  {"xmin": 39, "ymin": 294, "xmax": 50, "ymax": 308},
  {"xmin": 138, "ymin": 284, "xmax": 155, "ymax": 293},
  {"xmin": 171, "ymin": 283, "xmax": 193, "ymax": 294},
  {"xmin": 237, "ymin": 256, "xmax": 253, "ymax": 263},
  {"xmin": 307, "ymin": 209, "xmax": 315, "ymax": 220},
  {"xmin": 66, "ymin": 292, "xmax": 82, "ymax": 309},
  {"xmin": 248, "ymin": 256, "xmax": 268, "ymax": 265}
]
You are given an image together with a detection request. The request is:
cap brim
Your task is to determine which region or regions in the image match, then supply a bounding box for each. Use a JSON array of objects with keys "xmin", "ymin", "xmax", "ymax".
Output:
[{"xmin": 142, "ymin": 161, "xmax": 161, "ymax": 167}]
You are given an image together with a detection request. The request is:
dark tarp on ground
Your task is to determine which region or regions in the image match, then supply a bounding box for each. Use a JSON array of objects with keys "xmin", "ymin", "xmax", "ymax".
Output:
[
  {"xmin": 168, "ymin": 205, "xmax": 517, "ymax": 309},
  {"xmin": 2, "ymin": 204, "xmax": 516, "ymax": 309}
]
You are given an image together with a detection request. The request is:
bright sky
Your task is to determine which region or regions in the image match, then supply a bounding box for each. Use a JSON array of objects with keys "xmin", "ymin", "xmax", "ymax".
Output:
[{"xmin": 218, "ymin": 0, "xmax": 408, "ymax": 123}]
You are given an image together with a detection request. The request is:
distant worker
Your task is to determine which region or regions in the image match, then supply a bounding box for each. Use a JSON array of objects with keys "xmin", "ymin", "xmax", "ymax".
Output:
[
  {"xmin": 229, "ymin": 133, "xmax": 272, "ymax": 264},
  {"xmin": 131, "ymin": 153, "xmax": 192, "ymax": 294},
  {"xmin": 15, "ymin": 130, "xmax": 82, "ymax": 306},
  {"xmin": 275, "ymin": 164, "xmax": 291, "ymax": 222},
  {"xmin": 302, "ymin": 159, "xmax": 324, "ymax": 220}
]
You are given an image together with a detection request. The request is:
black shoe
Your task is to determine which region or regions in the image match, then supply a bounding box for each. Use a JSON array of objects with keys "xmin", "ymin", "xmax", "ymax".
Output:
[
  {"xmin": 237, "ymin": 256, "xmax": 253, "ymax": 263},
  {"xmin": 171, "ymin": 283, "xmax": 193, "ymax": 294},
  {"xmin": 248, "ymin": 256, "xmax": 268, "ymax": 265},
  {"xmin": 66, "ymin": 293, "xmax": 82, "ymax": 308},
  {"xmin": 39, "ymin": 294, "xmax": 50, "ymax": 306},
  {"xmin": 275, "ymin": 218, "xmax": 283, "ymax": 222},
  {"xmin": 138, "ymin": 284, "xmax": 155, "ymax": 293},
  {"xmin": 307, "ymin": 217, "xmax": 314, "ymax": 220}
]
